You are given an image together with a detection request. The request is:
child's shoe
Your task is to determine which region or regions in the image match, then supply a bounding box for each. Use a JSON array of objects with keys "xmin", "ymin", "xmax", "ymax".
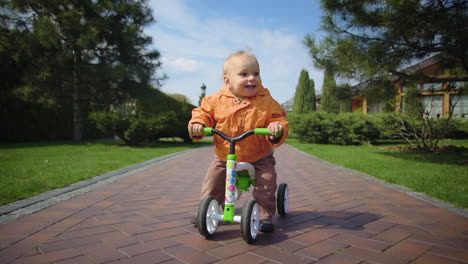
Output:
[{"xmin": 259, "ymin": 220, "xmax": 274, "ymax": 233}]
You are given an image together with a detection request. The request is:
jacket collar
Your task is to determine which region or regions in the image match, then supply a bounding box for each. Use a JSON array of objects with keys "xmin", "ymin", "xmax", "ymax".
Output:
[{"xmin": 220, "ymin": 85, "xmax": 270, "ymax": 98}]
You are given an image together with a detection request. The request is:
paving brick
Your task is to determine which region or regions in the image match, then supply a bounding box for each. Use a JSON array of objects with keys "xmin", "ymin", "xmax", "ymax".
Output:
[
  {"xmin": 314, "ymin": 252, "xmax": 362, "ymax": 264},
  {"xmin": 53, "ymin": 255, "xmax": 96, "ymax": 264},
  {"xmin": 292, "ymin": 228, "xmax": 338, "ymax": 245},
  {"xmin": 251, "ymin": 246, "xmax": 314, "ymax": 263},
  {"xmin": 159, "ymin": 259, "xmax": 185, "ymax": 264},
  {"xmin": 219, "ymin": 252, "xmax": 268, "ymax": 264},
  {"xmin": 94, "ymin": 230, "xmax": 140, "ymax": 248},
  {"xmin": 10, "ymin": 248, "xmax": 83, "ymax": 264},
  {"xmin": 287, "ymin": 219, "xmax": 328, "ymax": 233},
  {"xmin": 383, "ymin": 239, "xmax": 432, "ymax": 261},
  {"xmin": 113, "ymin": 222, "xmax": 153, "ymax": 235},
  {"xmin": 428, "ymin": 246, "xmax": 468, "ymax": 262},
  {"xmin": 206, "ymin": 240, "xmax": 260, "ymax": 259},
  {"xmin": 61, "ymin": 225, "xmax": 115, "ymax": 240},
  {"xmin": 164, "ymin": 244, "xmax": 219, "ymax": 264},
  {"xmin": 271, "ymin": 238, "xmax": 308, "ymax": 252},
  {"xmin": 173, "ymin": 232, "xmax": 223, "ymax": 251},
  {"xmin": 341, "ymin": 246, "xmax": 408, "ymax": 264},
  {"xmin": 0, "ymin": 237, "xmax": 38, "ymax": 263},
  {"xmin": 295, "ymin": 239, "xmax": 349, "ymax": 260},
  {"xmin": 370, "ymin": 227, "xmax": 412, "ymax": 244},
  {"xmin": 362, "ymin": 220, "xmax": 396, "ymax": 234},
  {"xmin": 107, "ymin": 250, "xmax": 174, "ymax": 264},
  {"xmin": 119, "ymin": 238, "xmax": 180, "ymax": 256},
  {"xmin": 412, "ymin": 253, "xmax": 463, "ymax": 264},
  {"xmin": 135, "ymin": 227, "xmax": 188, "ymax": 242},
  {"xmin": 80, "ymin": 243, "xmax": 127, "ymax": 263},
  {"xmin": 39, "ymin": 236, "xmax": 102, "ymax": 253},
  {"xmin": 329, "ymin": 233, "xmax": 391, "ymax": 252},
  {"xmin": 145, "ymin": 218, "xmax": 191, "ymax": 231}
]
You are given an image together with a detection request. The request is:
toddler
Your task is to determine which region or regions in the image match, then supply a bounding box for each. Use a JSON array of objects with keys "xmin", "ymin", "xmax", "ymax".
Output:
[{"xmin": 188, "ymin": 50, "xmax": 289, "ymax": 232}]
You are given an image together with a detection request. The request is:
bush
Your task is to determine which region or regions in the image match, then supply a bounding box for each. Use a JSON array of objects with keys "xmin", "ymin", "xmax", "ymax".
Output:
[
  {"xmin": 90, "ymin": 110, "xmax": 192, "ymax": 145},
  {"xmin": 444, "ymin": 118, "xmax": 468, "ymax": 139},
  {"xmin": 365, "ymin": 113, "xmax": 468, "ymax": 142},
  {"xmin": 289, "ymin": 112, "xmax": 380, "ymax": 145}
]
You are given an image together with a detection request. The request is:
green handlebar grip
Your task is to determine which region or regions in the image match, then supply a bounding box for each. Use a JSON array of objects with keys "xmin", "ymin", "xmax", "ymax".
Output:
[
  {"xmin": 254, "ymin": 128, "xmax": 281, "ymax": 138},
  {"xmin": 202, "ymin": 127, "xmax": 213, "ymax": 134},
  {"xmin": 254, "ymin": 128, "xmax": 270, "ymax": 135}
]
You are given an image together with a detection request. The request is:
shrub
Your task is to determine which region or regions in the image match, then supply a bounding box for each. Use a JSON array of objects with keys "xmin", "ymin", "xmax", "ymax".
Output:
[
  {"xmin": 289, "ymin": 112, "xmax": 380, "ymax": 145},
  {"xmin": 90, "ymin": 110, "xmax": 192, "ymax": 145},
  {"xmin": 444, "ymin": 118, "xmax": 468, "ymax": 139}
]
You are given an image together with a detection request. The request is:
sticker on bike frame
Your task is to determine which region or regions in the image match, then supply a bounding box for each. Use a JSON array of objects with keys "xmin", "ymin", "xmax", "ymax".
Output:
[{"xmin": 225, "ymin": 159, "xmax": 237, "ymax": 205}]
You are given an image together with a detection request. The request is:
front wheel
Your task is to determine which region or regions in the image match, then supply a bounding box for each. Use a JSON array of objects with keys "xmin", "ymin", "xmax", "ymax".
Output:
[
  {"xmin": 197, "ymin": 196, "xmax": 219, "ymax": 238},
  {"xmin": 277, "ymin": 183, "xmax": 289, "ymax": 216},
  {"xmin": 240, "ymin": 199, "xmax": 260, "ymax": 244}
]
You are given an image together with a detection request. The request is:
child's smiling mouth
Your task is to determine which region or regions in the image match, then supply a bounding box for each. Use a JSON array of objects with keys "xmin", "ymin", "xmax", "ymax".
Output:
[{"xmin": 245, "ymin": 85, "xmax": 256, "ymax": 89}]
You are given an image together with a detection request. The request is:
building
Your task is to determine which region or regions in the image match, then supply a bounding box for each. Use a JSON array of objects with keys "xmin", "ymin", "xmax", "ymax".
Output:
[{"xmin": 352, "ymin": 55, "xmax": 468, "ymax": 118}]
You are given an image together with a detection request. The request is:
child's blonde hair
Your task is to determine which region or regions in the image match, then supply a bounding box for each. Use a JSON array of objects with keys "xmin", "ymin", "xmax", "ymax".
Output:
[{"xmin": 223, "ymin": 50, "xmax": 259, "ymax": 75}]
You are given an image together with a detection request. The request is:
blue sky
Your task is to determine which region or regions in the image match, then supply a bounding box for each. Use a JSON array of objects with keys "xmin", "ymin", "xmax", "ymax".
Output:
[{"xmin": 146, "ymin": 0, "xmax": 325, "ymax": 105}]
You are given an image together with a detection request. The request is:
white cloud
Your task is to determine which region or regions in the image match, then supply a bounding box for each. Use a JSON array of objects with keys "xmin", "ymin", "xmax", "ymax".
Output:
[
  {"xmin": 147, "ymin": 0, "xmax": 324, "ymax": 105},
  {"xmin": 163, "ymin": 57, "xmax": 199, "ymax": 72}
]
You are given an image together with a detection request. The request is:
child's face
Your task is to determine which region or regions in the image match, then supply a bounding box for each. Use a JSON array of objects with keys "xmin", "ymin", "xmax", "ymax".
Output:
[{"xmin": 224, "ymin": 55, "xmax": 262, "ymax": 98}]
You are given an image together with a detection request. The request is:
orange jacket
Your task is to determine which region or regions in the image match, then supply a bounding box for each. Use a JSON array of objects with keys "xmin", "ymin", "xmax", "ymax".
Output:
[{"xmin": 189, "ymin": 85, "xmax": 289, "ymax": 162}]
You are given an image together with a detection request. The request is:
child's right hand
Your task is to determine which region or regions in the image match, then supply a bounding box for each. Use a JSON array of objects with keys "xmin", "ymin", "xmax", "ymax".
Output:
[{"xmin": 188, "ymin": 123, "xmax": 205, "ymax": 138}]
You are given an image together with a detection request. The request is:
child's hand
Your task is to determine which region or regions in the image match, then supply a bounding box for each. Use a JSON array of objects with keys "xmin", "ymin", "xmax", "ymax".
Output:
[
  {"xmin": 267, "ymin": 122, "xmax": 283, "ymax": 140},
  {"xmin": 188, "ymin": 123, "xmax": 205, "ymax": 138}
]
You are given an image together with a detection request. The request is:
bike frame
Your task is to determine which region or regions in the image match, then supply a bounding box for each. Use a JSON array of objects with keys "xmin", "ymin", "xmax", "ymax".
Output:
[{"xmin": 202, "ymin": 127, "xmax": 273, "ymax": 223}]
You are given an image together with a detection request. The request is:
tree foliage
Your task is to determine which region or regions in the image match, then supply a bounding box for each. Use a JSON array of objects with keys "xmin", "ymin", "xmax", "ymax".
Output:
[
  {"xmin": 293, "ymin": 69, "xmax": 316, "ymax": 113},
  {"xmin": 308, "ymin": 78, "xmax": 317, "ymax": 111},
  {"xmin": 1, "ymin": 0, "xmax": 163, "ymax": 142},
  {"xmin": 305, "ymin": 0, "xmax": 468, "ymax": 84},
  {"xmin": 320, "ymin": 69, "xmax": 340, "ymax": 113}
]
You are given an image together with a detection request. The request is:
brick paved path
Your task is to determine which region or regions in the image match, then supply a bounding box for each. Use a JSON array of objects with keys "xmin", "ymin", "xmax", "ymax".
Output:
[{"xmin": 1, "ymin": 145, "xmax": 467, "ymax": 263}]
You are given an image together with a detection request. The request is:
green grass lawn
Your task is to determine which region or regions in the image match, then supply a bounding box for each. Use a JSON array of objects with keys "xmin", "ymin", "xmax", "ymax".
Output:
[
  {"xmin": 0, "ymin": 140, "xmax": 211, "ymax": 206},
  {"xmin": 286, "ymin": 139, "xmax": 468, "ymax": 209}
]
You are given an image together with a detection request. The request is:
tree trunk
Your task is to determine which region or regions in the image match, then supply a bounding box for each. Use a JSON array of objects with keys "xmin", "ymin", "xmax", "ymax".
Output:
[{"xmin": 72, "ymin": 48, "xmax": 83, "ymax": 142}]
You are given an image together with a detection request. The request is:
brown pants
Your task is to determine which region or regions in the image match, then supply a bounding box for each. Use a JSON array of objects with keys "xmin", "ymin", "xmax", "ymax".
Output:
[{"xmin": 200, "ymin": 153, "xmax": 277, "ymax": 221}]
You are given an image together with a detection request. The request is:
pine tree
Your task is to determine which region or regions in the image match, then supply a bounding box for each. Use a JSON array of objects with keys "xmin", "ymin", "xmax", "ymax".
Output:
[
  {"xmin": 293, "ymin": 69, "xmax": 309, "ymax": 113},
  {"xmin": 321, "ymin": 69, "xmax": 339, "ymax": 113},
  {"xmin": 308, "ymin": 78, "xmax": 316, "ymax": 111}
]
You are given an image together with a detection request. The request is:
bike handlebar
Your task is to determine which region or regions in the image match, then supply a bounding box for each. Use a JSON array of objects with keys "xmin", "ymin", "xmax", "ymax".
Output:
[
  {"xmin": 202, "ymin": 127, "xmax": 279, "ymax": 142},
  {"xmin": 201, "ymin": 127, "xmax": 280, "ymax": 155}
]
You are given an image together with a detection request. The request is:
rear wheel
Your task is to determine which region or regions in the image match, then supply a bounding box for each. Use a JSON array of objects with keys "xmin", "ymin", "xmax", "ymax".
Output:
[
  {"xmin": 277, "ymin": 183, "xmax": 288, "ymax": 216},
  {"xmin": 197, "ymin": 196, "xmax": 219, "ymax": 238},
  {"xmin": 240, "ymin": 199, "xmax": 260, "ymax": 244}
]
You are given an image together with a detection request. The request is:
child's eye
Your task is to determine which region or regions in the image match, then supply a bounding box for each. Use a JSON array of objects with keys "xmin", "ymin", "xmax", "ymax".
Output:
[
  {"xmin": 240, "ymin": 73, "xmax": 248, "ymax": 77},
  {"xmin": 254, "ymin": 72, "xmax": 259, "ymax": 76}
]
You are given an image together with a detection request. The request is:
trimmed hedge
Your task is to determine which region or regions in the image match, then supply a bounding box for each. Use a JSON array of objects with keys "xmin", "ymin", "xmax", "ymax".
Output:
[
  {"xmin": 289, "ymin": 112, "xmax": 468, "ymax": 145},
  {"xmin": 90, "ymin": 88, "xmax": 194, "ymax": 145},
  {"xmin": 288, "ymin": 112, "xmax": 380, "ymax": 145}
]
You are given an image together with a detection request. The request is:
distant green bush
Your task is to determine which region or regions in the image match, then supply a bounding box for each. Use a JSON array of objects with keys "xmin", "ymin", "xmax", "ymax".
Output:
[
  {"xmin": 289, "ymin": 110, "xmax": 468, "ymax": 146},
  {"xmin": 289, "ymin": 112, "xmax": 380, "ymax": 145},
  {"xmin": 444, "ymin": 118, "xmax": 468, "ymax": 139},
  {"xmin": 90, "ymin": 88, "xmax": 194, "ymax": 145}
]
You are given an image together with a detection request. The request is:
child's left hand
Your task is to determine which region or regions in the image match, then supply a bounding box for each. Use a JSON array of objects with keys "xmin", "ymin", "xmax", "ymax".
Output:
[{"xmin": 267, "ymin": 122, "xmax": 283, "ymax": 141}]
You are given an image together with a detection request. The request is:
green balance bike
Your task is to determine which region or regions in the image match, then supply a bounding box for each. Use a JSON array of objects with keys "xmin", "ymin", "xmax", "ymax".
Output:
[{"xmin": 196, "ymin": 127, "xmax": 289, "ymax": 244}]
